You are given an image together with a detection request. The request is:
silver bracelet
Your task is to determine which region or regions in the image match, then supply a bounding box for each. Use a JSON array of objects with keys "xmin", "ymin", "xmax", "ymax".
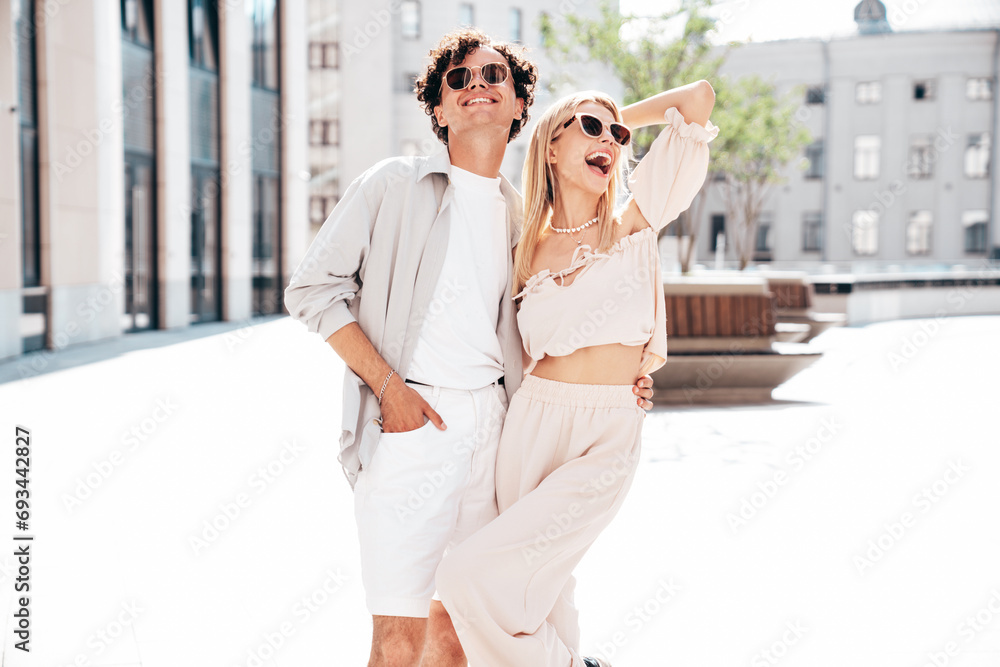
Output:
[{"xmin": 378, "ymin": 369, "xmax": 396, "ymax": 405}]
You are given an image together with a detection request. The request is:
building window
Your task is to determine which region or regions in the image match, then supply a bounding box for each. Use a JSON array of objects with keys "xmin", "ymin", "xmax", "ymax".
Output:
[
  {"xmin": 710, "ymin": 214, "xmax": 725, "ymax": 252},
  {"xmin": 309, "ymin": 119, "xmax": 339, "ymax": 146},
  {"xmin": 459, "ymin": 3, "xmax": 475, "ymax": 27},
  {"xmin": 18, "ymin": 0, "xmax": 49, "ymax": 350},
  {"xmin": 249, "ymin": 0, "xmax": 279, "ymax": 89},
  {"xmin": 401, "ymin": 0, "xmax": 420, "ymax": 39},
  {"xmin": 17, "ymin": 0, "xmax": 40, "ymax": 292},
  {"xmin": 967, "ymin": 77, "xmax": 993, "ymax": 101},
  {"xmin": 309, "ymin": 42, "xmax": 338, "ymax": 69},
  {"xmin": 189, "ymin": 0, "xmax": 219, "ymax": 71},
  {"xmin": 806, "ymin": 86, "xmax": 825, "ymax": 104},
  {"xmin": 123, "ymin": 0, "xmax": 159, "ymax": 332},
  {"xmin": 122, "ymin": 0, "xmax": 154, "ymax": 46},
  {"xmin": 249, "ymin": 0, "xmax": 282, "ymax": 316},
  {"xmin": 963, "ymin": 211, "xmax": 988, "ymax": 253},
  {"xmin": 913, "ymin": 79, "xmax": 935, "ymax": 100},
  {"xmin": 754, "ymin": 213, "xmax": 772, "ymax": 260},
  {"xmin": 802, "ymin": 212, "xmax": 822, "ymax": 252},
  {"xmin": 852, "ymin": 210, "xmax": 878, "ymax": 256},
  {"xmin": 510, "ymin": 8, "xmax": 522, "ymax": 42},
  {"xmin": 804, "ymin": 140, "xmax": 823, "ymax": 179},
  {"xmin": 399, "ymin": 71, "xmax": 418, "ymax": 93},
  {"xmin": 189, "ymin": 0, "xmax": 222, "ymax": 324},
  {"xmin": 965, "ymin": 133, "xmax": 991, "ymax": 178},
  {"xmin": 907, "ymin": 135, "xmax": 934, "ymax": 179},
  {"xmin": 310, "ymin": 195, "xmax": 334, "ymax": 224},
  {"xmin": 854, "ymin": 135, "xmax": 880, "ymax": 180},
  {"xmin": 906, "ymin": 211, "xmax": 932, "ymax": 256},
  {"xmin": 856, "ymin": 81, "xmax": 881, "ymax": 104}
]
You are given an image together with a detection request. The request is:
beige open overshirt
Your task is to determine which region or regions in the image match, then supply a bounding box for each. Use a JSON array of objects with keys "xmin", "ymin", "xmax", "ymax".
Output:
[{"xmin": 284, "ymin": 146, "xmax": 524, "ymax": 488}]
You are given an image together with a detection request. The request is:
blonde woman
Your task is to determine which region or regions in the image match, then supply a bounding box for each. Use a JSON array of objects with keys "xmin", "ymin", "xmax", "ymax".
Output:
[{"xmin": 435, "ymin": 82, "xmax": 718, "ymax": 667}]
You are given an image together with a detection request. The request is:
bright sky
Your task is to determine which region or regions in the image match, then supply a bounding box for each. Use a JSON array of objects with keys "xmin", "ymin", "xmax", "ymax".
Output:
[{"xmin": 619, "ymin": 0, "xmax": 1000, "ymax": 42}]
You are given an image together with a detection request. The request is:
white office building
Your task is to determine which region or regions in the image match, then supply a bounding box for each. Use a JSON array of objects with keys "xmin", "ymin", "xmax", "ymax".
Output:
[
  {"xmin": 306, "ymin": 0, "xmax": 622, "ymax": 235},
  {"xmin": 687, "ymin": 0, "xmax": 1000, "ymax": 270}
]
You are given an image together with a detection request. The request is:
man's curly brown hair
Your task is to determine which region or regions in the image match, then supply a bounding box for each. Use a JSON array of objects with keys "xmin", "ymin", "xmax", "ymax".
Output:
[{"xmin": 415, "ymin": 28, "xmax": 538, "ymax": 146}]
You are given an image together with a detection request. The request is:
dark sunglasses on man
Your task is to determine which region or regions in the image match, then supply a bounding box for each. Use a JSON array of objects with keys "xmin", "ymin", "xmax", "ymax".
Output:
[
  {"xmin": 444, "ymin": 62, "xmax": 510, "ymax": 91},
  {"xmin": 562, "ymin": 112, "xmax": 632, "ymax": 147}
]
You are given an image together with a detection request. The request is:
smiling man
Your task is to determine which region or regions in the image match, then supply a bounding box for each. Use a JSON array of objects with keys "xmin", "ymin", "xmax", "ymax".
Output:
[{"xmin": 284, "ymin": 28, "xmax": 652, "ymax": 667}]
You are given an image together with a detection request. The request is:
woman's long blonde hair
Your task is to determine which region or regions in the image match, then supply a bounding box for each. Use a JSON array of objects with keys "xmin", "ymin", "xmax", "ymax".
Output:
[{"xmin": 514, "ymin": 91, "xmax": 629, "ymax": 296}]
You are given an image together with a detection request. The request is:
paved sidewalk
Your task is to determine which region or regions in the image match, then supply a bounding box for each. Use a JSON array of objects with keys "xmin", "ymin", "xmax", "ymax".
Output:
[{"xmin": 1, "ymin": 315, "xmax": 998, "ymax": 666}]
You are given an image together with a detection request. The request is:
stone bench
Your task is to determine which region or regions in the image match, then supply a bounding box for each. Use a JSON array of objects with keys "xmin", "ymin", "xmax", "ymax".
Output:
[
  {"xmin": 662, "ymin": 279, "xmax": 775, "ymax": 354},
  {"xmin": 764, "ymin": 272, "xmax": 846, "ymax": 343},
  {"xmin": 651, "ymin": 277, "xmax": 822, "ymax": 404}
]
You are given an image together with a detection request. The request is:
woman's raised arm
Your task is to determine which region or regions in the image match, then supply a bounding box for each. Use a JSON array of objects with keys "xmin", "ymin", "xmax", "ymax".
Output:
[{"xmin": 621, "ymin": 80, "xmax": 716, "ymax": 130}]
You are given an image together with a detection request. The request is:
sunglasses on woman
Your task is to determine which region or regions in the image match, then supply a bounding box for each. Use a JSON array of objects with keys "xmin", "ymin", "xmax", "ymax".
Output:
[
  {"xmin": 444, "ymin": 62, "xmax": 510, "ymax": 91},
  {"xmin": 562, "ymin": 113, "xmax": 632, "ymax": 147}
]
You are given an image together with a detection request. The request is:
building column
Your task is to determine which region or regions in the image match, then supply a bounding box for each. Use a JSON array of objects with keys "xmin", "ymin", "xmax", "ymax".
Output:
[
  {"xmin": 39, "ymin": 1, "xmax": 125, "ymax": 346},
  {"xmin": 280, "ymin": 0, "xmax": 309, "ymax": 306},
  {"xmin": 219, "ymin": 1, "xmax": 252, "ymax": 322},
  {"xmin": 154, "ymin": 0, "xmax": 191, "ymax": 329},
  {"xmin": 0, "ymin": 3, "xmax": 22, "ymax": 360}
]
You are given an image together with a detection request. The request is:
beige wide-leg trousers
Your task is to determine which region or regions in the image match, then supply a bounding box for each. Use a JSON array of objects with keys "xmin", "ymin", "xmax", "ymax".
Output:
[{"xmin": 436, "ymin": 374, "xmax": 644, "ymax": 667}]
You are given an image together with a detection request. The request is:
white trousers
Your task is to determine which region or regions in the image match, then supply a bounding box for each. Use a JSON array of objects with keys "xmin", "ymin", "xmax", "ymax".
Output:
[
  {"xmin": 353, "ymin": 380, "xmax": 507, "ymax": 618},
  {"xmin": 437, "ymin": 374, "xmax": 644, "ymax": 666}
]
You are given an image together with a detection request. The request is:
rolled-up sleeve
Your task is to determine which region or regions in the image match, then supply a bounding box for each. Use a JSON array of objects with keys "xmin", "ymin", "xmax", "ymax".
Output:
[
  {"xmin": 627, "ymin": 106, "xmax": 720, "ymax": 234},
  {"xmin": 284, "ymin": 175, "xmax": 374, "ymax": 342}
]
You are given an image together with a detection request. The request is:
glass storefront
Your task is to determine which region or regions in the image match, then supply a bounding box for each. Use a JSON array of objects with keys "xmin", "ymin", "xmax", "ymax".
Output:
[
  {"xmin": 189, "ymin": 0, "xmax": 222, "ymax": 323},
  {"xmin": 17, "ymin": 0, "xmax": 45, "ymax": 352},
  {"xmin": 249, "ymin": 0, "xmax": 282, "ymax": 316},
  {"xmin": 122, "ymin": 0, "xmax": 158, "ymax": 332}
]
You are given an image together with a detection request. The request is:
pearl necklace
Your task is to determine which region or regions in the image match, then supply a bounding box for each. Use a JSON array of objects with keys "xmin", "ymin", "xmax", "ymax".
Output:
[{"xmin": 552, "ymin": 216, "xmax": 598, "ymax": 245}]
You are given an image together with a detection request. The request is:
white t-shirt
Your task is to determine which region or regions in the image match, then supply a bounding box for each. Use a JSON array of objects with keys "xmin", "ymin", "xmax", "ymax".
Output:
[{"xmin": 407, "ymin": 165, "xmax": 508, "ymax": 389}]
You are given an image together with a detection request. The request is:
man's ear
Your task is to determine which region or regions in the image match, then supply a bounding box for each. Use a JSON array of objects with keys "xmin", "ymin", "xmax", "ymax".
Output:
[
  {"xmin": 434, "ymin": 105, "xmax": 448, "ymax": 128},
  {"xmin": 516, "ymin": 98, "xmax": 525, "ymax": 119}
]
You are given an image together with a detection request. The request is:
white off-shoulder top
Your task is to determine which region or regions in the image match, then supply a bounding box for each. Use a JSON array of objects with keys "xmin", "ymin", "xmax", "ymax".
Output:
[{"xmin": 514, "ymin": 106, "xmax": 720, "ymax": 378}]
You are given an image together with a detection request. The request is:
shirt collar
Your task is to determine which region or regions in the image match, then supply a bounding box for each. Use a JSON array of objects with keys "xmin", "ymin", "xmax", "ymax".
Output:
[
  {"xmin": 415, "ymin": 144, "xmax": 453, "ymax": 182},
  {"xmin": 416, "ymin": 143, "xmax": 516, "ymax": 191}
]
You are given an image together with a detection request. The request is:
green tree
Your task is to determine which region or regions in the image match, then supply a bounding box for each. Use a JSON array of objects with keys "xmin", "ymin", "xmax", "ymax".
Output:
[
  {"xmin": 542, "ymin": 1, "xmax": 812, "ymax": 272},
  {"xmin": 710, "ymin": 75, "xmax": 812, "ymax": 269},
  {"xmin": 542, "ymin": 1, "xmax": 722, "ymax": 153}
]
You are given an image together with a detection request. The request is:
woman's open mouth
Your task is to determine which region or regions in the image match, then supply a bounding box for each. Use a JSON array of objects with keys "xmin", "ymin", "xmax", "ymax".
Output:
[{"xmin": 584, "ymin": 151, "xmax": 612, "ymax": 177}]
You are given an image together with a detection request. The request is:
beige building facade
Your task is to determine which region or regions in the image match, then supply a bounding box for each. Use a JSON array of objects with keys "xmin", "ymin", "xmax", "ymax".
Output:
[{"xmin": 0, "ymin": 0, "xmax": 308, "ymax": 363}]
